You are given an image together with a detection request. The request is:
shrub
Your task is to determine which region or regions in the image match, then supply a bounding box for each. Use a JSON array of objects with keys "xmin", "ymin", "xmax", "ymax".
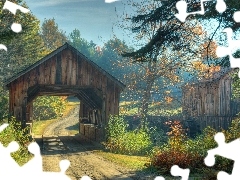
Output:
[
  {"xmin": 148, "ymin": 126, "xmax": 168, "ymax": 147},
  {"xmin": 33, "ymin": 96, "xmax": 67, "ymax": 120},
  {"xmin": 0, "ymin": 117, "xmax": 33, "ymax": 165},
  {"xmin": 148, "ymin": 120, "xmax": 203, "ymax": 174},
  {"xmin": 149, "ymin": 120, "xmax": 235, "ymax": 175},
  {"xmin": 105, "ymin": 115, "xmax": 152, "ymax": 155}
]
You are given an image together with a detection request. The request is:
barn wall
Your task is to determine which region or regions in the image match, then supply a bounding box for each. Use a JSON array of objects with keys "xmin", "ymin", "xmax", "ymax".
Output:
[
  {"xmin": 182, "ymin": 73, "xmax": 240, "ymax": 131},
  {"xmin": 183, "ymin": 75, "xmax": 235, "ymax": 118}
]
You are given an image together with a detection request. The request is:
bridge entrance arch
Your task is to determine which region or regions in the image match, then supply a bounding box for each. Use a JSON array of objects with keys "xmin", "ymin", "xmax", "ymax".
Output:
[{"xmin": 4, "ymin": 43, "xmax": 125, "ymax": 142}]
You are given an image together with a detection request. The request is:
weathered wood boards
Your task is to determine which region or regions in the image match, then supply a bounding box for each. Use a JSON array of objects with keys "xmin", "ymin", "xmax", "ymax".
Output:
[
  {"xmin": 182, "ymin": 68, "xmax": 240, "ymax": 131},
  {"xmin": 4, "ymin": 43, "xmax": 125, "ymax": 139}
]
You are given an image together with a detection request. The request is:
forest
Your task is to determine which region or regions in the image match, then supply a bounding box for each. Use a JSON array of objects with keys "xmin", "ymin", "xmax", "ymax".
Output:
[{"xmin": 1, "ymin": 0, "xmax": 240, "ymax": 178}]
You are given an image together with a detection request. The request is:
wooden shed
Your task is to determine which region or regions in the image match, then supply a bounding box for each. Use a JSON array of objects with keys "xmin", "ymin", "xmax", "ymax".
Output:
[
  {"xmin": 182, "ymin": 67, "xmax": 240, "ymax": 132},
  {"xmin": 4, "ymin": 43, "xmax": 125, "ymax": 141}
]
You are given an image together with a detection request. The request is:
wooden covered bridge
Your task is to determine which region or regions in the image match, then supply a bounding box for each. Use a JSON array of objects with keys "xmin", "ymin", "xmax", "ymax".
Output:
[{"xmin": 4, "ymin": 43, "xmax": 125, "ymax": 142}]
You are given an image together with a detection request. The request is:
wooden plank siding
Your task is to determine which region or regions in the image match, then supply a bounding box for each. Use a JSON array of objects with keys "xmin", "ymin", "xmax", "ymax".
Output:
[
  {"xmin": 182, "ymin": 68, "xmax": 240, "ymax": 131},
  {"xmin": 4, "ymin": 43, "xmax": 125, "ymax": 133}
]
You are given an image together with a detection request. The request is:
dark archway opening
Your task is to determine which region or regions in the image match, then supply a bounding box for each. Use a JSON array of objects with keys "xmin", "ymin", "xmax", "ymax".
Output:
[{"xmin": 26, "ymin": 84, "xmax": 104, "ymax": 141}]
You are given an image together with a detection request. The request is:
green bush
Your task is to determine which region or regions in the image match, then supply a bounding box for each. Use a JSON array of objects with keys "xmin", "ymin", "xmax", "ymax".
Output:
[
  {"xmin": 33, "ymin": 96, "xmax": 67, "ymax": 120},
  {"xmin": 0, "ymin": 117, "xmax": 33, "ymax": 165},
  {"xmin": 149, "ymin": 120, "xmax": 236, "ymax": 175},
  {"xmin": 105, "ymin": 115, "xmax": 152, "ymax": 155}
]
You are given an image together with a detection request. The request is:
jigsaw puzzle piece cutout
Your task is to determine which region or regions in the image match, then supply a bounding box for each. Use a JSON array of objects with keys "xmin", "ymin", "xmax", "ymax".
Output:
[
  {"xmin": 59, "ymin": 159, "xmax": 70, "ymax": 173},
  {"xmin": 0, "ymin": 123, "xmax": 9, "ymax": 132},
  {"xmin": 171, "ymin": 165, "xmax": 190, "ymax": 180},
  {"xmin": 39, "ymin": 159, "xmax": 71, "ymax": 180},
  {"xmin": 204, "ymin": 132, "xmax": 240, "ymax": 180},
  {"xmin": 215, "ymin": 0, "xmax": 227, "ymax": 13},
  {"xmin": 217, "ymin": 171, "xmax": 235, "ymax": 180},
  {"xmin": 0, "ymin": 124, "xmax": 20, "ymax": 174},
  {"xmin": 229, "ymin": 55, "xmax": 240, "ymax": 78},
  {"xmin": 105, "ymin": 0, "xmax": 120, "ymax": 3},
  {"xmin": 175, "ymin": 1, "xmax": 188, "ymax": 22},
  {"xmin": 175, "ymin": 0, "xmax": 226, "ymax": 22},
  {"xmin": 3, "ymin": 0, "xmax": 30, "ymax": 15},
  {"xmin": 154, "ymin": 176, "xmax": 165, "ymax": 180},
  {"xmin": 0, "ymin": 141, "xmax": 21, "ymax": 175},
  {"xmin": 217, "ymin": 161, "xmax": 240, "ymax": 180},
  {"xmin": 21, "ymin": 142, "xmax": 42, "ymax": 173},
  {"xmin": 3, "ymin": 0, "xmax": 30, "ymax": 33},
  {"xmin": 233, "ymin": 11, "xmax": 240, "ymax": 23},
  {"xmin": 216, "ymin": 28, "xmax": 240, "ymax": 57},
  {"xmin": 216, "ymin": 28, "xmax": 240, "ymax": 77},
  {"xmin": 20, "ymin": 158, "xmax": 71, "ymax": 180},
  {"xmin": 0, "ymin": 44, "xmax": 7, "ymax": 51},
  {"xmin": 0, "ymin": 1, "xmax": 30, "ymax": 51},
  {"xmin": 205, "ymin": 132, "xmax": 240, "ymax": 164},
  {"xmin": 80, "ymin": 175, "xmax": 92, "ymax": 180}
]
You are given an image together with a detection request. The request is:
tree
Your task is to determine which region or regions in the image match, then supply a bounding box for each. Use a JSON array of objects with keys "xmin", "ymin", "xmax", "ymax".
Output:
[
  {"xmin": 68, "ymin": 29, "xmax": 98, "ymax": 60},
  {"xmin": 122, "ymin": 0, "xmax": 240, "ymax": 63},
  {"xmin": 97, "ymin": 37, "xmax": 132, "ymax": 78},
  {"xmin": 0, "ymin": 0, "xmax": 27, "ymax": 43},
  {"xmin": 40, "ymin": 18, "xmax": 67, "ymax": 52},
  {"xmin": 0, "ymin": 0, "xmax": 49, "ymax": 120},
  {"xmin": 118, "ymin": 0, "xmax": 221, "ymax": 129},
  {"xmin": 0, "ymin": 4, "xmax": 68, "ymax": 121}
]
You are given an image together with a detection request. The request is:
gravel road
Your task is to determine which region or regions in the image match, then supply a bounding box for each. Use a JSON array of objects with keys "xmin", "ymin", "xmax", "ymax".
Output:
[
  {"xmin": 34, "ymin": 106, "xmax": 150, "ymax": 180},
  {"xmin": 43, "ymin": 105, "xmax": 79, "ymax": 136}
]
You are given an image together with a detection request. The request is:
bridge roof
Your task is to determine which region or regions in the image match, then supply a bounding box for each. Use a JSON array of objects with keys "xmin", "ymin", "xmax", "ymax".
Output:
[{"xmin": 4, "ymin": 42, "xmax": 125, "ymax": 89}]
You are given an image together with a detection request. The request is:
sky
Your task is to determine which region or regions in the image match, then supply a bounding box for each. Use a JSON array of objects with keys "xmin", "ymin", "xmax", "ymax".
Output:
[{"xmin": 24, "ymin": 0, "xmax": 135, "ymax": 46}]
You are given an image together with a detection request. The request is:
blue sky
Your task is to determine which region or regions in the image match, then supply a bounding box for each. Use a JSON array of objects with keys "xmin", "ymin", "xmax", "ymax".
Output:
[
  {"xmin": 23, "ymin": 0, "xmax": 225, "ymax": 49},
  {"xmin": 24, "ymin": 0, "xmax": 134, "ymax": 46}
]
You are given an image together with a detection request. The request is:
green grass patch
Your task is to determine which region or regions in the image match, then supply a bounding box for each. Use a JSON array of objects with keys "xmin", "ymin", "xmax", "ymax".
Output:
[
  {"xmin": 93, "ymin": 150, "xmax": 149, "ymax": 170},
  {"xmin": 119, "ymin": 101, "xmax": 182, "ymax": 116},
  {"xmin": 32, "ymin": 118, "xmax": 58, "ymax": 135}
]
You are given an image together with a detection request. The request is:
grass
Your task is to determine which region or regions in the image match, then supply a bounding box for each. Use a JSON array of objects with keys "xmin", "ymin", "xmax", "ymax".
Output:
[
  {"xmin": 93, "ymin": 150, "xmax": 150, "ymax": 171},
  {"xmin": 119, "ymin": 101, "xmax": 182, "ymax": 116},
  {"xmin": 32, "ymin": 101, "xmax": 80, "ymax": 135},
  {"xmin": 32, "ymin": 118, "xmax": 58, "ymax": 135}
]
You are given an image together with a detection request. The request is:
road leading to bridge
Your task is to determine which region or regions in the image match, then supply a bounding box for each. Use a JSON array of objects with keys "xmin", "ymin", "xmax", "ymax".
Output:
[
  {"xmin": 34, "ymin": 106, "xmax": 139, "ymax": 180},
  {"xmin": 43, "ymin": 105, "xmax": 79, "ymax": 136}
]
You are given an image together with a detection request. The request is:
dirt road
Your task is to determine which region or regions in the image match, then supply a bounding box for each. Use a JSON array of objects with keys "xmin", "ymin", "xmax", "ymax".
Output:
[
  {"xmin": 43, "ymin": 106, "xmax": 80, "ymax": 136},
  {"xmin": 34, "ymin": 106, "xmax": 149, "ymax": 180}
]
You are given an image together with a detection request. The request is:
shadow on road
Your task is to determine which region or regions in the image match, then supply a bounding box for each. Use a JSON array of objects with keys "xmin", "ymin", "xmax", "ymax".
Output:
[
  {"xmin": 65, "ymin": 123, "xmax": 78, "ymax": 131},
  {"xmin": 34, "ymin": 134, "xmax": 103, "ymax": 155}
]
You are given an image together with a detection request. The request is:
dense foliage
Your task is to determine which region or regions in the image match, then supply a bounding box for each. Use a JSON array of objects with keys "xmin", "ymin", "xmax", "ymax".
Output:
[
  {"xmin": 33, "ymin": 96, "xmax": 67, "ymax": 120},
  {"xmin": 148, "ymin": 119, "xmax": 240, "ymax": 177},
  {"xmin": 0, "ymin": 2, "xmax": 69, "ymax": 122},
  {"xmin": 40, "ymin": 18, "xmax": 67, "ymax": 52},
  {"xmin": 0, "ymin": 117, "xmax": 33, "ymax": 165},
  {"xmin": 105, "ymin": 115, "xmax": 152, "ymax": 155},
  {"xmin": 122, "ymin": 0, "xmax": 240, "ymax": 60}
]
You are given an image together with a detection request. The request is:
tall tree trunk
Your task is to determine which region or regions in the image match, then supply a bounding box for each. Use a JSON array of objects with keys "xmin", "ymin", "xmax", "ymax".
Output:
[
  {"xmin": 140, "ymin": 61, "xmax": 156, "ymax": 129},
  {"xmin": 140, "ymin": 81, "xmax": 154, "ymax": 129}
]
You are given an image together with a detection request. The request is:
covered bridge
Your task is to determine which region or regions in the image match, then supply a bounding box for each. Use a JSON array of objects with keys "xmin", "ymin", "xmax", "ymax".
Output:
[
  {"xmin": 4, "ymin": 43, "xmax": 125, "ymax": 142},
  {"xmin": 182, "ymin": 67, "xmax": 240, "ymax": 134}
]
